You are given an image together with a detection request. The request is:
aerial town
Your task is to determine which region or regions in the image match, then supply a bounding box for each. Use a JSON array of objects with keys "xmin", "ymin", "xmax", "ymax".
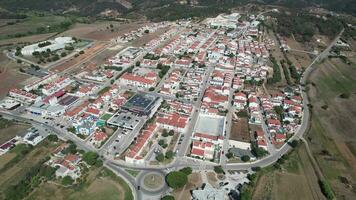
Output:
[{"xmin": 0, "ymin": 3, "xmax": 353, "ymax": 200}]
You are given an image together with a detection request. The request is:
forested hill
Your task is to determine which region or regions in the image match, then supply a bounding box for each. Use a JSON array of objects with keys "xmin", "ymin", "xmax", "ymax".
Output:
[
  {"xmin": 0, "ymin": 0, "xmax": 354, "ymax": 18},
  {"xmin": 0, "ymin": 0, "xmax": 128, "ymax": 16}
]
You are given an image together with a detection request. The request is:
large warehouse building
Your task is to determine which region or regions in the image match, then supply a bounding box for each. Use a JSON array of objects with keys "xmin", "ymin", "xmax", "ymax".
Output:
[{"xmin": 21, "ymin": 37, "xmax": 75, "ymax": 56}]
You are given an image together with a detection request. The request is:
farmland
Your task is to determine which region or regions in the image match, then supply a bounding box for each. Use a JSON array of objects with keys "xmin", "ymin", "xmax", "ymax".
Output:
[{"xmin": 306, "ymin": 57, "xmax": 356, "ymax": 199}]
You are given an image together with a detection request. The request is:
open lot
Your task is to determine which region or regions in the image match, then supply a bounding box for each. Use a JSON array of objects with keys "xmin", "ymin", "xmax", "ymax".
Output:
[
  {"xmin": 173, "ymin": 172, "xmax": 202, "ymax": 200},
  {"xmin": 0, "ymin": 53, "xmax": 30, "ymax": 98},
  {"xmin": 27, "ymin": 167, "xmax": 133, "ymax": 200},
  {"xmin": 0, "ymin": 122, "xmax": 30, "ymax": 144},
  {"xmin": 306, "ymin": 57, "xmax": 356, "ymax": 199},
  {"xmin": 49, "ymin": 41, "xmax": 109, "ymax": 73},
  {"xmin": 59, "ymin": 21, "xmax": 146, "ymax": 41},
  {"xmin": 230, "ymin": 118, "xmax": 250, "ymax": 142}
]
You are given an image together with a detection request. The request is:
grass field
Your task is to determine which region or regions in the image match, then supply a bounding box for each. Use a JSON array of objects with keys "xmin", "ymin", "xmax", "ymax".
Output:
[
  {"xmin": 0, "ymin": 140, "xmax": 57, "ymax": 199},
  {"xmin": 27, "ymin": 167, "xmax": 133, "ymax": 200},
  {"xmin": 306, "ymin": 57, "xmax": 356, "ymax": 199},
  {"xmin": 0, "ymin": 14, "xmax": 70, "ymax": 40}
]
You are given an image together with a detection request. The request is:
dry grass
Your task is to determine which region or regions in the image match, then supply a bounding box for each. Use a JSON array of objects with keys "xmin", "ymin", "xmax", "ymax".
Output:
[
  {"xmin": 230, "ymin": 118, "xmax": 250, "ymax": 142},
  {"xmin": 0, "ymin": 123, "xmax": 30, "ymax": 144},
  {"xmin": 0, "ymin": 53, "xmax": 30, "ymax": 98}
]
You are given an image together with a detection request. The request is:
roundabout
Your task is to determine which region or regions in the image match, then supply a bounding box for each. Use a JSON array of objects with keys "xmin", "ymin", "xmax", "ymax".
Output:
[{"xmin": 136, "ymin": 170, "xmax": 168, "ymax": 195}]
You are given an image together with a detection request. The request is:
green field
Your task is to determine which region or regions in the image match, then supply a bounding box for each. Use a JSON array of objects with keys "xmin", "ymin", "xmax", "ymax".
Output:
[{"xmin": 0, "ymin": 13, "xmax": 72, "ymax": 40}]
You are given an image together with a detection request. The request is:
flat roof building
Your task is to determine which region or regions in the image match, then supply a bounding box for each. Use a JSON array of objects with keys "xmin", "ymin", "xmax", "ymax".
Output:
[{"xmin": 121, "ymin": 93, "xmax": 160, "ymax": 116}]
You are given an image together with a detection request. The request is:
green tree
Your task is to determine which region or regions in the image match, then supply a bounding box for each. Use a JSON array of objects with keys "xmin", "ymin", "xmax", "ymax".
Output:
[
  {"xmin": 62, "ymin": 176, "xmax": 74, "ymax": 186},
  {"xmin": 241, "ymin": 155, "xmax": 250, "ymax": 162},
  {"xmin": 82, "ymin": 151, "xmax": 99, "ymax": 166},
  {"xmin": 214, "ymin": 166, "xmax": 224, "ymax": 174},
  {"xmin": 168, "ymin": 130, "xmax": 174, "ymax": 136},
  {"xmin": 225, "ymin": 152, "xmax": 234, "ymax": 159},
  {"xmin": 166, "ymin": 171, "xmax": 188, "ymax": 189},
  {"xmin": 165, "ymin": 151, "xmax": 174, "ymax": 159},
  {"xmin": 161, "ymin": 195, "xmax": 175, "ymax": 200},
  {"xmin": 179, "ymin": 167, "xmax": 192, "ymax": 175},
  {"xmin": 158, "ymin": 139, "xmax": 165, "ymax": 146},
  {"xmin": 47, "ymin": 134, "xmax": 58, "ymax": 142},
  {"xmin": 162, "ymin": 129, "xmax": 169, "ymax": 137},
  {"xmin": 156, "ymin": 153, "xmax": 165, "ymax": 162}
]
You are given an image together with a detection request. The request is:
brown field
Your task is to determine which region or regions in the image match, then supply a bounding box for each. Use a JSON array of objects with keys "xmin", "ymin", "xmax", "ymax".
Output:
[
  {"xmin": 59, "ymin": 22, "xmax": 146, "ymax": 41},
  {"xmin": 27, "ymin": 167, "xmax": 132, "ymax": 200},
  {"xmin": 130, "ymin": 27, "xmax": 170, "ymax": 47},
  {"xmin": 173, "ymin": 172, "xmax": 202, "ymax": 200},
  {"xmin": 230, "ymin": 118, "xmax": 250, "ymax": 142},
  {"xmin": 252, "ymin": 144, "xmax": 325, "ymax": 200},
  {"xmin": 0, "ymin": 153, "xmax": 16, "ymax": 169},
  {"xmin": 0, "ymin": 53, "xmax": 29, "ymax": 97},
  {"xmin": 49, "ymin": 42, "xmax": 109, "ymax": 73},
  {"xmin": 0, "ymin": 33, "xmax": 56, "ymax": 46},
  {"xmin": 0, "ymin": 123, "xmax": 30, "ymax": 144},
  {"xmin": 306, "ymin": 57, "xmax": 356, "ymax": 199}
]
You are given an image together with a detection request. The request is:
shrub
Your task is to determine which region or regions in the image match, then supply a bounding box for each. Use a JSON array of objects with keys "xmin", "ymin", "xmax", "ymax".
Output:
[
  {"xmin": 288, "ymin": 140, "xmax": 299, "ymax": 148},
  {"xmin": 339, "ymin": 93, "xmax": 350, "ymax": 99},
  {"xmin": 241, "ymin": 155, "xmax": 250, "ymax": 162},
  {"xmin": 321, "ymin": 105, "xmax": 328, "ymax": 110},
  {"xmin": 62, "ymin": 176, "xmax": 74, "ymax": 186},
  {"xmin": 214, "ymin": 166, "xmax": 224, "ymax": 174},
  {"xmin": 319, "ymin": 180, "xmax": 334, "ymax": 200},
  {"xmin": 225, "ymin": 152, "xmax": 233, "ymax": 159},
  {"xmin": 47, "ymin": 134, "xmax": 58, "ymax": 142}
]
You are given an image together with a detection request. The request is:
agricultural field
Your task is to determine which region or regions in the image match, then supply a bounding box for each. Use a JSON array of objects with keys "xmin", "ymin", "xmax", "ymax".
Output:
[
  {"xmin": 27, "ymin": 167, "xmax": 133, "ymax": 200},
  {"xmin": 306, "ymin": 57, "xmax": 356, "ymax": 199}
]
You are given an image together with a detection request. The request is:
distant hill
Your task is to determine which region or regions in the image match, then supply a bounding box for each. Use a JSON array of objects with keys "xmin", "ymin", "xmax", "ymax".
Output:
[
  {"xmin": 0, "ymin": 0, "xmax": 128, "ymax": 16},
  {"xmin": 0, "ymin": 0, "xmax": 354, "ymax": 18}
]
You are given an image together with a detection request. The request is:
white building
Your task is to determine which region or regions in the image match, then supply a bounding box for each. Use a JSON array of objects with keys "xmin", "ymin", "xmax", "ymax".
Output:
[{"xmin": 21, "ymin": 37, "xmax": 75, "ymax": 56}]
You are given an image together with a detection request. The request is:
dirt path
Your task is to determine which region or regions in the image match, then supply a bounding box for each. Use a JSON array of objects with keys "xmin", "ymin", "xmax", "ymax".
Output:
[{"xmin": 301, "ymin": 138, "xmax": 325, "ymax": 180}]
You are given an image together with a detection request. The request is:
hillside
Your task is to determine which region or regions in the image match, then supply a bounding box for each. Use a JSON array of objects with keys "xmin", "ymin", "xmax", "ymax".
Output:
[
  {"xmin": 0, "ymin": 0, "xmax": 128, "ymax": 16},
  {"xmin": 0, "ymin": 0, "xmax": 354, "ymax": 19}
]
